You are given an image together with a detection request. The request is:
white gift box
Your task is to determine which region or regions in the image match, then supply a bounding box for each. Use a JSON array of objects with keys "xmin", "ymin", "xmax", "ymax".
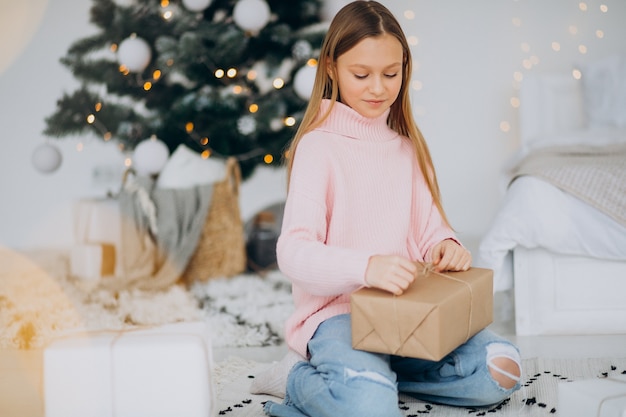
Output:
[
  {"xmin": 558, "ymin": 375, "xmax": 626, "ymax": 417},
  {"xmin": 44, "ymin": 322, "xmax": 215, "ymax": 417},
  {"xmin": 70, "ymin": 243, "xmax": 116, "ymax": 280}
]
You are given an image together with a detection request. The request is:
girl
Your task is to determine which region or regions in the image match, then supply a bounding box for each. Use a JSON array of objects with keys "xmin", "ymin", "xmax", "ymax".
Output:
[{"xmin": 254, "ymin": 2, "xmax": 522, "ymax": 416}]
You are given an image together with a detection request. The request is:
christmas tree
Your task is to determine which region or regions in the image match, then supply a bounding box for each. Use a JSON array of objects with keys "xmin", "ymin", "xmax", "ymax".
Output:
[{"xmin": 44, "ymin": 0, "xmax": 327, "ymax": 177}]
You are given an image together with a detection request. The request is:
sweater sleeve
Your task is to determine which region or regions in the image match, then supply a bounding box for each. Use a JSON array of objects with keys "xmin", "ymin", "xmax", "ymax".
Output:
[{"xmin": 276, "ymin": 137, "xmax": 371, "ymax": 297}]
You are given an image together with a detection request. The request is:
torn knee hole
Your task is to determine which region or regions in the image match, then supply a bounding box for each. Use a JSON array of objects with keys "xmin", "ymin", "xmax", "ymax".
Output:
[
  {"xmin": 345, "ymin": 368, "xmax": 395, "ymax": 388},
  {"xmin": 488, "ymin": 356, "xmax": 521, "ymax": 389},
  {"xmin": 486, "ymin": 342, "xmax": 521, "ymax": 390}
]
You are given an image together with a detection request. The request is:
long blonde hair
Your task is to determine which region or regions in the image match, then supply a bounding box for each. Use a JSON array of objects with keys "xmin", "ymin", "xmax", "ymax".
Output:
[{"xmin": 285, "ymin": 0, "xmax": 450, "ymax": 227}]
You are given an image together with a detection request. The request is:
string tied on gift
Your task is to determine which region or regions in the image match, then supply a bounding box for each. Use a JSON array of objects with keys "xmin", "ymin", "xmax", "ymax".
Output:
[{"xmin": 418, "ymin": 262, "xmax": 474, "ymax": 343}]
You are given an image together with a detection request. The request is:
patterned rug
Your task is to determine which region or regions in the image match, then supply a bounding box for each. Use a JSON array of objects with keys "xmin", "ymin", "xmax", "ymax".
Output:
[{"xmin": 214, "ymin": 356, "xmax": 626, "ymax": 417}]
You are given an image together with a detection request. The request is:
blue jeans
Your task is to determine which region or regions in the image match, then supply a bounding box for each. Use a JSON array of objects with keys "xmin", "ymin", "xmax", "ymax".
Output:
[{"xmin": 263, "ymin": 314, "xmax": 521, "ymax": 417}]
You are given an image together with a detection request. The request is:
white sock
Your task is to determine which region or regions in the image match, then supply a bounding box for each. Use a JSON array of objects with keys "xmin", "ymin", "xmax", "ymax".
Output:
[{"xmin": 249, "ymin": 349, "xmax": 306, "ymax": 398}]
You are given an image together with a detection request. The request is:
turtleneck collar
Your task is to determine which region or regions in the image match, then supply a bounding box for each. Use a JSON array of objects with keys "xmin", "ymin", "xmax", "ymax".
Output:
[{"xmin": 315, "ymin": 99, "xmax": 399, "ymax": 143}]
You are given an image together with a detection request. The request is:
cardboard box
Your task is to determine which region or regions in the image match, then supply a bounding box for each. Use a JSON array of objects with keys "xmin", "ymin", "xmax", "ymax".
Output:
[
  {"xmin": 44, "ymin": 322, "xmax": 215, "ymax": 417},
  {"xmin": 351, "ymin": 265, "xmax": 493, "ymax": 361},
  {"xmin": 558, "ymin": 375, "xmax": 626, "ymax": 417},
  {"xmin": 70, "ymin": 243, "xmax": 116, "ymax": 280}
]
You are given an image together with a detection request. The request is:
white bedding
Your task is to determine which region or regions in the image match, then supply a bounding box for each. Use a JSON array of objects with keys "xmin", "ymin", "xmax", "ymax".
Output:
[{"xmin": 475, "ymin": 175, "xmax": 626, "ymax": 292}]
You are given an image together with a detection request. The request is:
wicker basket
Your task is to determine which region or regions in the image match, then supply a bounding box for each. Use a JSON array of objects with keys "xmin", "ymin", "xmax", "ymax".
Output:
[{"xmin": 182, "ymin": 157, "xmax": 246, "ymax": 282}]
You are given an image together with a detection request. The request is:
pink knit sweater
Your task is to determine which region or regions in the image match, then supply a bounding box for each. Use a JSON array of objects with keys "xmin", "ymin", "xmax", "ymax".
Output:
[{"xmin": 277, "ymin": 100, "xmax": 457, "ymax": 357}]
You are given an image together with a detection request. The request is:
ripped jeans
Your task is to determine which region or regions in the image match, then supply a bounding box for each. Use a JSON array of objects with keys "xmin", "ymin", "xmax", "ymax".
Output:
[{"xmin": 263, "ymin": 314, "xmax": 521, "ymax": 417}]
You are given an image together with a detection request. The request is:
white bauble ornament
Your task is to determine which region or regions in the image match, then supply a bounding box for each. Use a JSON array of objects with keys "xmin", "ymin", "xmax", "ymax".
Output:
[
  {"xmin": 293, "ymin": 64, "xmax": 317, "ymax": 100},
  {"xmin": 117, "ymin": 35, "xmax": 152, "ymax": 73},
  {"xmin": 32, "ymin": 143, "xmax": 62, "ymax": 174},
  {"xmin": 132, "ymin": 136, "xmax": 170, "ymax": 176},
  {"xmin": 233, "ymin": 0, "xmax": 271, "ymax": 33},
  {"xmin": 182, "ymin": 0, "xmax": 212, "ymax": 12}
]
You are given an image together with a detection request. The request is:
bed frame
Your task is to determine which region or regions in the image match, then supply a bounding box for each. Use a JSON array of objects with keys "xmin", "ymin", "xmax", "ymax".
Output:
[{"xmin": 512, "ymin": 73, "xmax": 626, "ymax": 336}]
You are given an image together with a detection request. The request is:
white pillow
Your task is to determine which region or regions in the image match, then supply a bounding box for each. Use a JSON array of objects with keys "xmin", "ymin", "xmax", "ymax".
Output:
[
  {"xmin": 579, "ymin": 53, "xmax": 626, "ymax": 128},
  {"xmin": 156, "ymin": 144, "xmax": 226, "ymax": 189}
]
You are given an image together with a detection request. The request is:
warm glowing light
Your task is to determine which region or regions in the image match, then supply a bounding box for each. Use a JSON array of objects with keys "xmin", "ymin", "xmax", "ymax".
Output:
[
  {"xmin": 87, "ymin": 114, "xmax": 95, "ymax": 124},
  {"xmin": 215, "ymin": 69, "xmax": 225, "ymax": 78},
  {"xmin": 227, "ymin": 68, "xmax": 237, "ymax": 78},
  {"xmin": 125, "ymin": 157, "xmax": 132, "ymax": 167},
  {"xmin": 264, "ymin": 154, "xmax": 274, "ymax": 164},
  {"xmin": 596, "ymin": 30, "xmax": 604, "ymax": 39},
  {"xmin": 161, "ymin": 0, "xmax": 169, "ymax": 6},
  {"xmin": 600, "ymin": 4, "xmax": 608, "ymax": 12},
  {"xmin": 573, "ymin": 69, "xmax": 582, "ymax": 79},
  {"xmin": 162, "ymin": 10, "xmax": 173, "ymax": 20},
  {"xmin": 186, "ymin": 122, "xmax": 194, "ymax": 133},
  {"xmin": 273, "ymin": 78, "xmax": 285, "ymax": 89},
  {"xmin": 407, "ymin": 36, "xmax": 418, "ymax": 46},
  {"xmin": 166, "ymin": 59, "xmax": 174, "ymax": 66},
  {"xmin": 201, "ymin": 150, "xmax": 211, "ymax": 159},
  {"xmin": 307, "ymin": 58, "xmax": 318, "ymax": 67},
  {"xmin": 284, "ymin": 116, "xmax": 296, "ymax": 126},
  {"xmin": 249, "ymin": 104, "xmax": 259, "ymax": 113},
  {"xmin": 499, "ymin": 121, "xmax": 511, "ymax": 132},
  {"xmin": 95, "ymin": 102, "xmax": 102, "ymax": 112},
  {"xmin": 521, "ymin": 42, "xmax": 530, "ymax": 53},
  {"xmin": 551, "ymin": 42, "xmax": 561, "ymax": 51},
  {"xmin": 569, "ymin": 25, "xmax": 578, "ymax": 35},
  {"xmin": 513, "ymin": 71, "xmax": 523, "ymax": 82},
  {"xmin": 104, "ymin": 132, "xmax": 112, "ymax": 141},
  {"xmin": 200, "ymin": 137, "xmax": 209, "ymax": 146},
  {"xmin": 110, "ymin": 44, "xmax": 118, "ymax": 53},
  {"xmin": 510, "ymin": 97, "xmax": 520, "ymax": 108},
  {"xmin": 247, "ymin": 70, "xmax": 257, "ymax": 80},
  {"xmin": 522, "ymin": 59, "xmax": 532, "ymax": 70},
  {"xmin": 411, "ymin": 80, "xmax": 422, "ymax": 91},
  {"xmin": 404, "ymin": 10, "xmax": 415, "ymax": 20},
  {"xmin": 233, "ymin": 85, "xmax": 243, "ymax": 94},
  {"xmin": 143, "ymin": 81, "xmax": 152, "ymax": 90},
  {"xmin": 512, "ymin": 17, "xmax": 522, "ymax": 27},
  {"xmin": 119, "ymin": 65, "xmax": 130, "ymax": 75},
  {"xmin": 578, "ymin": 44, "xmax": 587, "ymax": 54},
  {"xmin": 579, "ymin": 2, "xmax": 587, "ymax": 11},
  {"xmin": 153, "ymin": 70, "xmax": 162, "ymax": 80}
]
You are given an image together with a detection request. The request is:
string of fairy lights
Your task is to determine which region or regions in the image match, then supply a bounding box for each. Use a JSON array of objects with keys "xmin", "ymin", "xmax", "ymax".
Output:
[{"xmin": 500, "ymin": 0, "xmax": 611, "ymax": 135}]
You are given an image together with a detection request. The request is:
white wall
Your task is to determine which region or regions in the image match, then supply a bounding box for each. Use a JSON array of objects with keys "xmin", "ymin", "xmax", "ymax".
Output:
[{"xmin": 1, "ymin": 0, "xmax": 625, "ymax": 250}]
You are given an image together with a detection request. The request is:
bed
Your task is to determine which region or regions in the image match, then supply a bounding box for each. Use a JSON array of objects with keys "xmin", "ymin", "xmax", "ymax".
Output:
[{"xmin": 476, "ymin": 54, "xmax": 626, "ymax": 336}]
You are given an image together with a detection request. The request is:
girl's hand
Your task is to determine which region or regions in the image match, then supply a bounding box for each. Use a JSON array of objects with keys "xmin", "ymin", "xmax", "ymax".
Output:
[
  {"xmin": 365, "ymin": 255, "xmax": 417, "ymax": 295},
  {"xmin": 429, "ymin": 239, "xmax": 471, "ymax": 272}
]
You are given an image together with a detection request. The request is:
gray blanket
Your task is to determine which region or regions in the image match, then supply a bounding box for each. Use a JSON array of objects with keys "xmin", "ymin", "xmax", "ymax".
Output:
[
  {"xmin": 100, "ymin": 175, "xmax": 213, "ymax": 292},
  {"xmin": 510, "ymin": 143, "xmax": 626, "ymax": 227}
]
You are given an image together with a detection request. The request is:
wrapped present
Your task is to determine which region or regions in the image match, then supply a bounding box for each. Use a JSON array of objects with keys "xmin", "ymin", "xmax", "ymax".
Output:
[
  {"xmin": 70, "ymin": 243, "xmax": 116, "ymax": 280},
  {"xmin": 74, "ymin": 198, "xmax": 123, "ymax": 277},
  {"xmin": 558, "ymin": 375, "xmax": 626, "ymax": 417},
  {"xmin": 44, "ymin": 322, "xmax": 215, "ymax": 417},
  {"xmin": 351, "ymin": 264, "xmax": 493, "ymax": 361}
]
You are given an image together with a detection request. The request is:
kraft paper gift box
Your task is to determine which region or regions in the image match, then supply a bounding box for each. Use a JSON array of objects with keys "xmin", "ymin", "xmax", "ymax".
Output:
[
  {"xmin": 351, "ymin": 265, "xmax": 493, "ymax": 361},
  {"xmin": 558, "ymin": 375, "xmax": 626, "ymax": 417},
  {"xmin": 70, "ymin": 243, "xmax": 116, "ymax": 280},
  {"xmin": 44, "ymin": 321, "xmax": 215, "ymax": 417}
]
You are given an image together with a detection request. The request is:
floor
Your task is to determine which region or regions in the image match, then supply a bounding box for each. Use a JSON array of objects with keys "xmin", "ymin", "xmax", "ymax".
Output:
[{"xmin": 3, "ymin": 293, "xmax": 626, "ymax": 417}]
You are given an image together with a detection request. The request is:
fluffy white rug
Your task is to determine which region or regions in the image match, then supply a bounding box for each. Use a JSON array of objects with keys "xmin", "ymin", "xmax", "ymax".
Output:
[
  {"xmin": 215, "ymin": 356, "xmax": 626, "ymax": 417},
  {"xmin": 0, "ymin": 247, "xmax": 292, "ymax": 350}
]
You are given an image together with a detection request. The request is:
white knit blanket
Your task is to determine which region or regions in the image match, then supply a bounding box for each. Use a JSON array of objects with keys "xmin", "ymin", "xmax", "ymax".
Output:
[{"xmin": 510, "ymin": 143, "xmax": 626, "ymax": 227}]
